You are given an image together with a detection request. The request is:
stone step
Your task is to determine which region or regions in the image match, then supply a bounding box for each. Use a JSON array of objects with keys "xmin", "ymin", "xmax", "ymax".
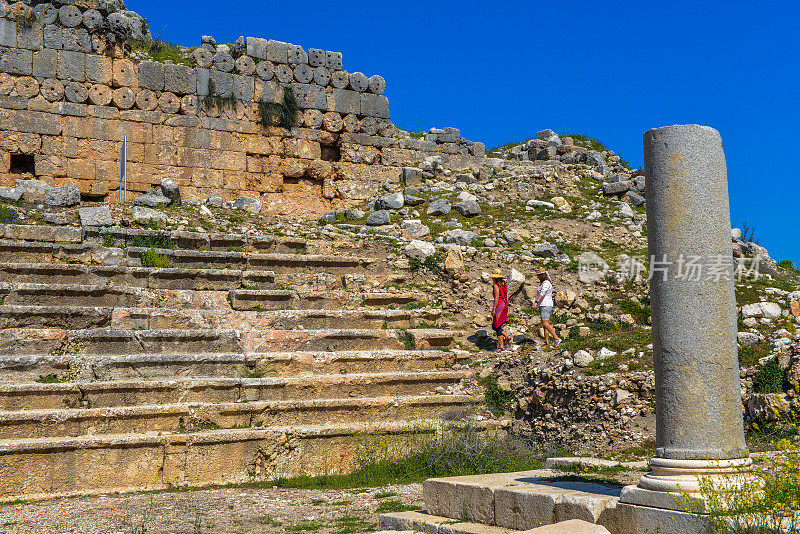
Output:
[
  {"xmin": 0, "ymin": 350, "xmax": 468, "ymax": 383},
  {"xmin": 0, "ymin": 304, "xmax": 441, "ymax": 330},
  {"xmin": 0, "ymin": 263, "xmax": 275, "ymax": 290},
  {"xmin": 84, "ymin": 227, "xmax": 308, "ymax": 253},
  {"xmin": 0, "ymin": 421, "xmax": 441, "ymax": 502},
  {"xmin": 112, "ymin": 307, "xmax": 442, "ymax": 330},
  {"xmin": 0, "ymin": 394, "xmax": 480, "ymax": 439},
  {"xmin": 379, "ymin": 511, "xmax": 611, "ymax": 534},
  {"xmin": 229, "ymin": 289, "xmax": 421, "ymax": 310},
  {"xmin": 422, "ymin": 471, "xmax": 623, "ymax": 531},
  {"xmin": 0, "ymin": 370, "xmax": 473, "ymax": 411}
]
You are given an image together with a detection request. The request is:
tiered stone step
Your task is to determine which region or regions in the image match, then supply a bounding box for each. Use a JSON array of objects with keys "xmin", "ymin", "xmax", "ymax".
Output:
[
  {"xmin": 83, "ymin": 227, "xmax": 309, "ymax": 253},
  {"xmin": 0, "ymin": 370, "xmax": 474, "ymax": 410},
  {"xmin": 229, "ymin": 289, "xmax": 421, "ymax": 310},
  {"xmin": 0, "ymin": 350, "xmax": 467, "ymax": 382}
]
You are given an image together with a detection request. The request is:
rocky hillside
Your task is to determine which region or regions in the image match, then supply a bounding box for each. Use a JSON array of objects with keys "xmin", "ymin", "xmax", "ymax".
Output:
[{"xmin": 0, "ymin": 127, "xmax": 797, "ymax": 457}]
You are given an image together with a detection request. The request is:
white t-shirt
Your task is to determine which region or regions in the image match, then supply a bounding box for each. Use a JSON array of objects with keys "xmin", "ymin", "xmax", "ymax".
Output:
[{"xmin": 536, "ymin": 280, "xmax": 554, "ymax": 307}]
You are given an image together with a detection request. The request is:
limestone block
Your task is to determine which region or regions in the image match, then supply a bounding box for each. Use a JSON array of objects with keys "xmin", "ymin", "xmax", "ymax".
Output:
[
  {"xmin": 256, "ymin": 60, "xmax": 274, "ymax": 81},
  {"xmin": 16, "ymin": 23, "xmax": 44, "ymax": 51},
  {"xmin": 235, "ymin": 55, "xmax": 256, "ymax": 76},
  {"xmin": 326, "ymin": 51, "xmax": 343, "ymax": 70},
  {"xmin": 209, "ymin": 70, "xmax": 233, "ymax": 97},
  {"xmin": 348, "ymin": 71, "xmax": 368, "ymax": 92},
  {"xmin": 112, "ymin": 59, "xmax": 137, "ymax": 87},
  {"xmin": 274, "ymin": 64, "xmax": 293, "ymax": 84},
  {"xmin": 195, "ymin": 68, "xmax": 209, "ymax": 96},
  {"xmin": 293, "ymin": 63, "xmax": 313, "ymax": 84},
  {"xmin": 213, "ymin": 50, "xmax": 234, "ymax": 72},
  {"xmin": 310, "ymin": 66, "xmax": 329, "ymax": 87},
  {"xmin": 323, "ymin": 112, "xmax": 343, "ymax": 132},
  {"xmin": 330, "ymin": 70, "xmax": 349, "ymax": 89},
  {"xmin": 0, "ymin": 19, "xmax": 16, "ymax": 48},
  {"xmin": 360, "ymin": 93, "xmax": 390, "ymax": 119},
  {"xmin": 138, "ymin": 61, "xmax": 165, "ymax": 91},
  {"xmin": 368, "ymin": 74, "xmax": 385, "ymax": 95},
  {"xmin": 34, "ymin": 3, "xmax": 57, "ymax": 25},
  {"xmin": 85, "ymin": 54, "xmax": 112, "ymax": 84},
  {"xmin": 62, "ymin": 27, "xmax": 90, "ymax": 53},
  {"xmin": 0, "ymin": 73, "xmax": 12, "ymax": 95},
  {"xmin": 288, "ymin": 44, "xmax": 307, "ymax": 64},
  {"xmin": 286, "ymin": 83, "xmax": 322, "ymax": 109},
  {"xmin": 423, "ymin": 478, "xmax": 496, "ymax": 525},
  {"xmin": 342, "ymin": 113, "xmax": 359, "ymax": 133},
  {"xmin": 82, "ymin": 9, "xmax": 103, "ymax": 30},
  {"xmin": 164, "ymin": 64, "xmax": 196, "ymax": 94},
  {"xmin": 130, "ymin": 89, "xmax": 155, "ymax": 111},
  {"xmin": 245, "ymin": 37, "xmax": 267, "ymax": 60},
  {"xmin": 266, "ymin": 40, "xmax": 288, "ymax": 63},
  {"xmin": 40, "ymin": 78, "xmax": 64, "ymax": 101},
  {"xmin": 303, "ymin": 108, "xmax": 323, "ymax": 129},
  {"xmin": 191, "ymin": 48, "xmax": 212, "ymax": 68},
  {"xmin": 361, "ymin": 116, "xmax": 379, "ymax": 135},
  {"xmin": 65, "ymin": 81, "xmax": 88, "ymax": 102},
  {"xmin": 158, "ymin": 91, "xmax": 181, "ymax": 113},
  {"xmin": 43, "ymin": 24, "xmax": 61, "ymax": 49},
  {"xmin": 326, "ymin": 88, "xmax": 360, "ymax": 114},
  {"xmin": 88, "ymin": 83, "xmax": 111, "ymax": 106},
  {"xmin": 112, "ymin": 87, "xmax": 134, "ymax": 109},
  {"xmin": 180, "ymin": 94, "xmax": 198, "ymax": 115},
  {"xmin": 0, "ymin": 47, "xmax": 33, "ymax": 75},
  {"xmin": 231, "ymin": 74, "xmax": 253, "ymax": 102},
  {"xmin": 15, "ymin": 76, "xmax": 39, "ymax": 98}
]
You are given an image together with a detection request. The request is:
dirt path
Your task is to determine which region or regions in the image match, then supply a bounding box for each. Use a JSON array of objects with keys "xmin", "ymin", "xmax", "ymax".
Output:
[{"xmin": 0, "ymin": 484, "xmax": 423, "ymax": 534}]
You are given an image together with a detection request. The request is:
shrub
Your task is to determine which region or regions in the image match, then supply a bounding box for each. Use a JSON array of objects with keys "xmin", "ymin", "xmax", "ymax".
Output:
[
  {"xmin": 140, "ymin": 247, "xmax": 171, "ymax": 268},
  {"xmin": 258, "ymin": 86, "xmax": 299, "ymax": 128},
  {"xmin": 131, "ymin": 232, "xmax": 175, "ymax": 249},
  {"xmin": 753, "ymin": 358, "xmax": 785, "ymax": 394},
  {"xmin": 480, "ymin": 375, "xmax": 515, "ymax": 417},
  {"xmin": 778, "ymin": 260, "xmax": 800, "ymax": 274},
  {"xmin": 0, "ymin": 205, "xmax": 19, "ymax": 224}
]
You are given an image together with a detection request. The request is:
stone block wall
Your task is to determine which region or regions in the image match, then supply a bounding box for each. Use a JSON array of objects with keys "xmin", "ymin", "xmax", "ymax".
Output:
[{"xmin": 0, "ymin": 0, "xmax": 485, "ymax": 215}]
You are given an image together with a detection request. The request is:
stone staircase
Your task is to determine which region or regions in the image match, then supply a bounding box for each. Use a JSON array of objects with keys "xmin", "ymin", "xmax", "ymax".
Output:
[{"xmin": 0, "ymin": 225, "xmax": 479, "ymax": 502}]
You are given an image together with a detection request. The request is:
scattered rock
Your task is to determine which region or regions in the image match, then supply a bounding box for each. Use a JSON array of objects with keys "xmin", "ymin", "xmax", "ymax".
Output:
[
  {"xmin": 366, "ymin": 210, "xmax": 391, "ymax": 226},
  {"xmin": 199, "ymin": 204, "xmax": 213, "ymax": 217},
  {"xmin": 443, "ymin": 229, "xmax": 477, "ymax": 246},
  {"xmin": 508, "ymin": 268, "xmax": 526, "ymax": 294},
  {"xmin": 15, "ymin": 179, "xmax": 48, "ymax": 202},
  {"xmin": 205, "ymin": 196, "xmax": 224, "ymax": 208},
  {"xmin": 737, "ymin": 332, "xmax": 760, "ymax": 346},
  {"xmin": 452, "ymin": 199, "xmax": 481, "ymax": 217},
  {"xmin": 530, "ymin": 243, "xmax": 559, "ymax": 257},
  {"xmin": 618, "ymin": 203, "xmax": 635, "ymax": 219},
  {"xmin": 427, "ymin": 199, "xmax": 451, "ymax": 216},
  {"xmin": 79, "ymin": 205, "xmax": 113, "ymax": 227},
  {"xmin": 344, "ymin": 208, "xmax": 365, "ymax": 220},
  {"xmin": 44, "ymin": 186, "xmax": 81, "ymax": 207},
  {"xmin": 160, "ymin": 178, "xmax": 181, "ymax": 206},
  {"xmin": 375, "ymin": 192, "xmax": 404, "ymax": 211},
  {"xmin": 596, "ymin": 347, "xmax": 617, "ymax": 360},
  {"xmin": 404, "ymin": 240, "xmax": 436, "ymax": 262},
  {"xmin": 133, "ymin": 206, "xmax": 166, "ymax": 225},
  {"xmin": 232, "ymin": 196, "xmax": 262, "ymax": 213},
  {"xmin": 134, "ymin": 189, "xmax": 171, "ymax": 208},
  {"xmin": 43, "ymin": 212, "xmax": 68, "ymax": 225},
  {"xmin": 527, "ymin": 199, "xmax": 555, "ymax": 209},
  {"xmin": 573, "ymin": 350, "xmax": 593, "ymax": 367},
  {"xmin": 0, "ymin": 187, "xmax": 22, "ymax": 203},
  {"xmin": 741, "ymin": 302, "xmax": 782, "ymax": 319},
  {"xmin": 444, "ymin": 246, "xmax": 464, "ymax": 275}
]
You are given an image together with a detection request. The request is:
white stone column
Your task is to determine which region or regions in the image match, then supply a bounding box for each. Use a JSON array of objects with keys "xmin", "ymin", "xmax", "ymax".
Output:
[{"xmin": 620, "ymin": 124, "xmax": 750, "ymax": 509}]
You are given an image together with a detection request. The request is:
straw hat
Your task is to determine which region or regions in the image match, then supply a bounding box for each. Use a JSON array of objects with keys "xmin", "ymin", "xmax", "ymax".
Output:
[
  {"xmin": 535, "ymin": 269, "xmax": 548, "ymax": 277},
  {"xmin": 489, "ymin": 268, "xmax": 506, "ymax": 280}
]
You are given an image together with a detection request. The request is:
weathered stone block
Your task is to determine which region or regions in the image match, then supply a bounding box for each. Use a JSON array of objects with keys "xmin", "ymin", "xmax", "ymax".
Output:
[
  {"xmin": 58, "ymin": 5, "xmax": 83, "ymax": 28},
  {"xmin": 57, "ymin": 50, "xmax": 84, "ymax": 81},
  {"xmin": 112, "ymin": 58, "xmax": 137, "ymax": 87},
  {"xmin": 233, "ymin": 74, "xmax": 254, "ymax": 102},
  {"xmin": 61, "ymin": 27, "xmax": 90, "ymax": 53},
  {"xmin": 32, "ymin": 49, "xmax": 57, "ymax": 78},
  {"xmin": 313, "ymin": 66, "xmax": 330, "ymax": 86},
  {"xmin": 82, "ymin": 9, "xmax": 103, "ymax": 31},
  {"xmin": 164, "ymin": 64, "xmax": 196, "ymax": 94},
  {"xmin": 349, "ymin": 72, "xmax": 368, "ymax": 92},
  {"xmin": 330, "ymin": 70, "xmax": 349, "ymax": 89},
  {"xmin": 308, "ymin": 48, "xmax": 326, "ymax": 67},
  {"xmin": 288, "ymin": 44, "xmax": 307, "ymax": 64},
  {"xmin": 245, "ymin": 37, "xmax": 267, "ymax": 60},
  {"xmin": 326, "ymin": 88, "xmax": 360, "ymax": 114},
  {"xmin": 34, "ymin": 3, "xmax": 58, "ymax": 25},
  {"xmin": 0, "ymin": 47, "xmax": 33, "ymax": 75},
  {"xmin": 326, "ymin": 51, "xmax": 343, "ymax": 70},
  {"xmin": 293, "ymin": 63, "xmax": 313, "ymax": 84},
  {"xmin": 213, "ymin": 50, "xmax": 234, "ymax": 72},
  {"xmin": 360, "ymin": 93, "xmax": 390, "ymax": 119},
  {"xmin": 235, "ymin": 55, "xmax": 256, "ymax": 76},
  {"xmin": 85, "ymin": 54, "xmax": 112, "ymax": 84},
  {"xmin": 256, "ymin": 60, "xmax": 274, "ymax": 81},
  {"xmin": 274, "ymin": 64, "xmax": 293, "ymax": 83},
  {"xmin": 195, "ymin": 68, "xmax": 209, "ymax": 96},
  {"xmin": 368, "ymin": 74, "xmax": 385, "ymax": 95},
  {"xmin": 291, "ymin": 83, "xmax": 327, "ymax": 109},
  {"xmin": 266, "ymin": 40, "xmax": 288, "ymax": 63},
  {"xmin": 138, "ymin": 61, "xmax": 165, "ymax": 91},
  {"xmin": 209, "ymin": 70, "xmax": 233, "ymax": 97},
  {"xmin": 43, "ymin": 24, "xmax": 61, "ymax": 49},
  {"xmin": 16, "ymin": 23, "xmax": 44, "ymax": 51},
  {"xmin": 0, "ymin": 19, "xmax": 16, "ymax": 48}
]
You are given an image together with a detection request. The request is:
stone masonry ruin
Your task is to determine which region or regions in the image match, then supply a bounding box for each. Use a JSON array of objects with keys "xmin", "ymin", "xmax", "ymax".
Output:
[{"xmin": 0, "ymin": 0, "xmax": 485, "ymax": 216}]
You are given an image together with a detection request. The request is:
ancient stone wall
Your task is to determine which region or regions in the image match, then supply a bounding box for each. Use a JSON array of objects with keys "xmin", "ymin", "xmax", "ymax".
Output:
[{"xmin": 0, "ymin": 0, "xmax": 485, "ymax": 216}]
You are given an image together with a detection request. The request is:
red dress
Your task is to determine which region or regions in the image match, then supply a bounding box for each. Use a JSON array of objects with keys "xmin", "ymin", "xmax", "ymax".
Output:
[{"xmin": 493, "ymin": 283, "xmax": 508, "ymax": 328}]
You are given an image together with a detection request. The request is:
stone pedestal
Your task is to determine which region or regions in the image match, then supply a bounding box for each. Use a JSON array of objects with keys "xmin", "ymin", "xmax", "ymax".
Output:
[{"xmin": 620, "ymin": 124, "xmax": 750, "ymax": 510}]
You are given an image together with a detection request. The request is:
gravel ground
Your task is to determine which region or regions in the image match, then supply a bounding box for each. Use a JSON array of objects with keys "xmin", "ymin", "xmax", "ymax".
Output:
[{"xmin": 0, "ymin": 484, "xmax": 423, "ymax": 534}]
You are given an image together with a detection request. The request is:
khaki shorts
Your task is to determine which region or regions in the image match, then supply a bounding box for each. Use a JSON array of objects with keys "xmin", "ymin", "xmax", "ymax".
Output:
[{"xmin": 540, "ymin": 306, "xmax": 553, "ymax": 321}]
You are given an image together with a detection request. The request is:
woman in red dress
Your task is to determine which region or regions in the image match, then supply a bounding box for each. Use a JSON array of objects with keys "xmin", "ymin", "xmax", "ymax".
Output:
[{"xmin": 489, "ymin": 269, "xmax": 512, "ymax": 352}]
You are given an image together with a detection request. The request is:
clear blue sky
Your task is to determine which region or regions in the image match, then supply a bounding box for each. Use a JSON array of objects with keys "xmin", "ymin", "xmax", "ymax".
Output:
[{"xmin": 134, "ymin": 0, "xmax": 799, "ymax": 264}]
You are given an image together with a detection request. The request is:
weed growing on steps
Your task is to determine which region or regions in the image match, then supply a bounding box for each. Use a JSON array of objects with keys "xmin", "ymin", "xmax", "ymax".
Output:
[
  {"xmin": 480, "ymin": 375, "xmax": 514, "ymax": 416},
  {"xmin": 131, "ymin": 232, "xmax": 176, "ymax": 250},
  {"xmin": 140, "ymin": 248, "xmax": 171, "ymax": 268},
  {"xmin": 0, "ymin": 205, "xmax": 19, "ymax": 224}
]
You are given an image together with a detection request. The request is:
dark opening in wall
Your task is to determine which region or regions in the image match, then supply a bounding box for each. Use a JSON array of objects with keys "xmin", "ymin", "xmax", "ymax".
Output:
[
  {"xmin": 9, "ymin": 154, "xmax": 35, "ymax": 175},
  {"xmin": 320, "ymin": 145, "xmax": 341, "ymax": 162}
]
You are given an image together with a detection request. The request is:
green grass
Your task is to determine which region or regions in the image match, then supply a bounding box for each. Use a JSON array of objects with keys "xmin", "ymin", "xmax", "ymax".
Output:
[
  {"xmin": 399, "ymin": 330, "xmax": 416, "ymax": 350},
  {"xmin": 264, "ymin": 426, "xmax": 545, "ymax": 490},
  {"xmin": 375, "ymin": 500, "xmax": 417, "ymax": 513},
  {"xmin": 140, "ymin": 247, "xmax": 171, "ymax": 268},
  {"xmin": 616, "ymin": 295, "xmax": 651, "ymax": 324},
  {"xmin": 130, "ymin": 38, "xmax": 191, "ymax": 66},
  {"xmin": 739, "ymin": 340, "xmax": 773, "ymax": 367},
  {"xmin": 35, "ymin": 374, "xmax": 62, "ymax": 384},
  {"xmin": 0, "ymin": 205, "xmax": 19, "ymax": 224},
  {"xmin": 102, "ymin": 233, "xmax": 119, "ymax": 248},
  {"xmin": 131, "ymin": 232, "xmax": 176, "ymax": 250}
]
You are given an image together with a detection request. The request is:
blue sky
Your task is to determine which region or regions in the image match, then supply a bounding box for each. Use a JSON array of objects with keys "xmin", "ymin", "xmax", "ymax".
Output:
[{"xmin": 134, "ymin": 0, "xmax": 799, "ymax": 264}]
